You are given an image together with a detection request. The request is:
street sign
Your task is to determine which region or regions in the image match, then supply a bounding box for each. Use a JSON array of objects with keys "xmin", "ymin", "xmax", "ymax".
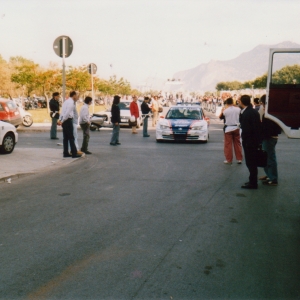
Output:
[
  {"xmin": 88, "ymin": 63, "xmax": 97, "ymax": 75},
  {"xmin": 53, "ymin": 35, "xmax": 73, "ymax": 102},
  {"xmin": 53, "ymin": 35, "xmax": 73, "ymax": 58}
]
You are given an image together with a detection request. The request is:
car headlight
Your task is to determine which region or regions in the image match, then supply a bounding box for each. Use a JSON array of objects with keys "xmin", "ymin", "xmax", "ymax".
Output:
[
  {"xmin": 160, "ymin": 124, "xmax": 169, "ymax": 129},
  {"xmin": 191, "ymin": 126, "xmax": 203, "ymax": 130}
]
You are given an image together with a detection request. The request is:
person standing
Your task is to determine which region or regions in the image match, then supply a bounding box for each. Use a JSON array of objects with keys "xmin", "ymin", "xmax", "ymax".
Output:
[
  {"xmin": 49, "ymin": 92, "xmax": 60, "ymax": 140},
  {"xmin": 72, "ymin": 98, "xmax": 84, "ymax": 155},
  {"xmin": 219, "ymin": 98, "xmax": 243, "ymax": 164},
  {"xmin": 151, "ymin": 96, "xmax": 159, "ymax": 127},
  {"xmin": 79, "ymin": 96, "xmax": 92, "ymax": 154},
  {"xmin": 259, "ymin": 95, "xmax": 281, "ymax": 186},
  {"xmin": 130, "ymin": 95, "xmax": 140, "ymax": 134},
  {"xmin": 110, "ymin": 95, "xmax": 121, "ymax": 146},
  {"xmin": 239, "ymin": 95, "xmax": 261, "ymax": 189},
  {"xmin": 141, "ymin": 96, "xmax": 151, "ymax": 137},
  {"xmin": 60, "ymin": 91, "xmax": 82, "ymax": 158}
]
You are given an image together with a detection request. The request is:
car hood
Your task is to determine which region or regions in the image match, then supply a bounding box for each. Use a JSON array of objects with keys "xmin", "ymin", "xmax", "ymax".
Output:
[
  {"xmin": 0, "ymin": 120, "xmax": 16, "ymax": 130},
  {"xmin": 120, "ymin": 110, "xmax": 131, "ymax": 117}
]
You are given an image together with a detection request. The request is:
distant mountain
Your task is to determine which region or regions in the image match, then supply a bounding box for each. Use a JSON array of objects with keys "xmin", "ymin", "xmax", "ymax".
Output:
[{"xmin": 173, "ymin": 41, "xmax": 300, "ymax": 92}]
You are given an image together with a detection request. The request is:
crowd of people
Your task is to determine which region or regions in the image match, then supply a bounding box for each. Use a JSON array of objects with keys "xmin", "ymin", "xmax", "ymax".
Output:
[
  {"xmin": 219, "ymin": 94, "xmax": 281, "ymax": 189},
  {"xmin": 49, "ymin": 91, "xmax": 166, "ymax": 155},
  {"xmin": 49, "ymin": 91, "xmax": 281, "ymax": 190}
]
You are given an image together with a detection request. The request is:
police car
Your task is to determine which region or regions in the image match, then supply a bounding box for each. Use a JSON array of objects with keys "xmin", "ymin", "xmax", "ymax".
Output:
[{"xmin": 156, "ymin": 102, "xmax": 209, "ymax": 143}]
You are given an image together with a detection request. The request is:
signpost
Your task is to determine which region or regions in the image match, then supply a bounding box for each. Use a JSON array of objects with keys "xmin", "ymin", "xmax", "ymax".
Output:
[
  {"xmin": 53, "ymin": 35, "xmax": 73, "ymax": 102},
  {"xmin": 88, "ymin": 63, "xmax": 97, "ymax": 113}
]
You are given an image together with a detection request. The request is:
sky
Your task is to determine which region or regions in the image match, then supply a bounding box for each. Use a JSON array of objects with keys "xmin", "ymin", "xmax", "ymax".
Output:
[{"xmin": 1, "ymin": 0, "xmax": 300, "ymax": 87}]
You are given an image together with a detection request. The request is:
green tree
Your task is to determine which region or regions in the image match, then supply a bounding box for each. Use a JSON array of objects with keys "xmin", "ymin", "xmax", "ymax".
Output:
[
  {"xmin": 272, "ymin": 64, "xmax": 300, "ymax": 84},
  {"xmin": 11, "ymin": 58, "xmax": 39, "ymax": 96}
]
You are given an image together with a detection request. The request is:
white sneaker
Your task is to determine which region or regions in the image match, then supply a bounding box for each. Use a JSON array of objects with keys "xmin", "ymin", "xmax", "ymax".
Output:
[
  {"xmin": 237, "ymin": 160, "xmax": 242, "ymax": 164},
  {"xmin": 224, "ymin": 160, "xmax": 232, "ymax": 164}
]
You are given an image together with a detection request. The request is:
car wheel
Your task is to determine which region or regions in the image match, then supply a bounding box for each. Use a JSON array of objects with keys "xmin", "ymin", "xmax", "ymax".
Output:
[
  {"xmin": 90, "ymin": 125, "xmax": 97, "ymax": 131},
  {"xmin": 0, "ymin": 133, "xmax": 15, "ymax": 154},
  {"xmin": 22, "ymin": 115, "xmax": 33, "ymax": 127}
]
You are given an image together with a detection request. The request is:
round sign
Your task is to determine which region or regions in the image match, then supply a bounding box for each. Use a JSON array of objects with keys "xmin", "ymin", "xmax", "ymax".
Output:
[
  {"xmin": 53, "ymin": 35, "xmax": 73, "ymax": 58},
  {"xmin": 88, "ymin": 63, "xmax": 97, "ymax": 75}
]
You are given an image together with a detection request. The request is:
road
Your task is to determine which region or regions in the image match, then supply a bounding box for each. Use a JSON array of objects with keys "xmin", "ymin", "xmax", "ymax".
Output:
[{"xmin": 0, "ymin": 117, "xmax": 300, "ymax": 299}]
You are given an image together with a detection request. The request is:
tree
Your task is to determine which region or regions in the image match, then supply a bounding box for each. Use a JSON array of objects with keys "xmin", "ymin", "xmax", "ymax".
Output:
[
  {"xmin": 252, "ymin": 73, "xmax": 267, "ymax": 88},
  {"xmin": 272, "ymin": 64, "xmax": 300, "ymax": 84},
  {"xmin": 11, "ymin": 58, "xmax": 39, "ymax": 97}
]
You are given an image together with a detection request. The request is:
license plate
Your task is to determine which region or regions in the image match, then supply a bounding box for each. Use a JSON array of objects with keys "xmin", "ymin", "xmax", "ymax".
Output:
[{"xmin": 121, "ymin": 119, "xmax": 127, "ymax": 122}]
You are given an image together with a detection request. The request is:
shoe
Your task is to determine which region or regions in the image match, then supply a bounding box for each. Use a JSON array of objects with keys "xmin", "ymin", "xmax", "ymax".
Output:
[
  {"xmin": 63, "ymin": 154, "xmax": 72, "ymax": 158},
  {"xmin": 259, "ymin": 176, "xmax": 269, "ymax": 181},
  {"xmin": 72, "ymin": 154, "xmax": 82, "ymax": 158},
  {"xmin": 77, "ymin": 150, "xmax": 84, "ymax": 155},
  {"xmin": 237, "ymin": 160, "xmax": 242, "ymax": 164},
  {"xmin": 241, "ymin": 183, "xmax": 258, "ymax": 189},
  {"xmin": 84, "ymin": 151, "xmax": 92, "ymax": 154},
  {"xmin": 262, "ymin": 180, "xmax": 278, "ymax": 186},
  {"xmin": 143, "ymin": 135, "xmax": 150, "ymax": 137},
  {"xmin": 51, "ymin": 137, "xmax": 59, "ymax": 140},
  {"xmin": 132, "ymin": 132, "xmax": 138, "ymax": 134},
  {"xmin": 110, "ymin": 143, "xmax": 117, "ymax": 146},
  {"xmin": 116, "ymin": 142, "xmax": 121, "ymax": 145},
  {"xmin": 224, "ymin": 160, "xmax": 232, "ymax": 164}
]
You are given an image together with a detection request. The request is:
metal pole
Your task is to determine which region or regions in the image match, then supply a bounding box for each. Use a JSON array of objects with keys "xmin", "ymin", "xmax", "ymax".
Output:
[
  {"xmin": 91, "ymin": 71, "xmax": 94, "ymax": 114},
  {"xmin": 62, "ymin": 38, "xmax": 66, "ymax": 102}
]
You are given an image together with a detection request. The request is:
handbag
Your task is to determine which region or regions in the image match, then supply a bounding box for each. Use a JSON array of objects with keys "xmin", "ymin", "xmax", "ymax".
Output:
[
  {"xmin": 158, "ymin": 107, "xmax": 163, "ymax": 113},
  {"xmin": 257, "ymin": 146, "xmax": 268, "ymax": 168}
]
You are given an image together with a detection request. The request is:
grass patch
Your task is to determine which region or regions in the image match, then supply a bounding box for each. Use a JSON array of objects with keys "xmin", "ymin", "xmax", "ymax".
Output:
[{"xmin": 29, "ymin": 104, "xmax": 107, "ymax": 123}]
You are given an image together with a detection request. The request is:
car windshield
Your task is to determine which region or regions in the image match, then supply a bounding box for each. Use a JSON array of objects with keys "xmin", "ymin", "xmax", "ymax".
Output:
[
  {"xmin": 6, "ymin": 101, "xmax": 17, "ymax": 110},
  {"xmin": 166, "ymin": 108, "xmax": 203, "ymax": 120},
  {"xmin": 119, "ymin": 102, "xmax": 130, "ymax": 110}
]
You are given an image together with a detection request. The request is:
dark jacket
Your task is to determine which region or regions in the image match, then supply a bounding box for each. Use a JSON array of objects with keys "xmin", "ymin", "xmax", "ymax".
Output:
[
  {"xmin": 111, "ymin": 104, "xmax": 121, "ymax": 123},
  {"xmin": 141, "ymin": 101, "xmax": 151, "ymax": 114},
  {"xmin": 49, "ymin": 98, "xmax": 60, "ymax": 119},
  {"xmin": 261, "ymin": 114, "xmax": 281, "ymax": 139},
  {"xmin": 239, "ymin": 105, "xmax": 261, "ymax": 147}
]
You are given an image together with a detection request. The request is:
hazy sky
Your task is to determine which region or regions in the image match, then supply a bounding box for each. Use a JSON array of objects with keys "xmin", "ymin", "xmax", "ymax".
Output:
[{"xmin": 1, "ymin": 0, "xmax": 300, "ymax": 86}]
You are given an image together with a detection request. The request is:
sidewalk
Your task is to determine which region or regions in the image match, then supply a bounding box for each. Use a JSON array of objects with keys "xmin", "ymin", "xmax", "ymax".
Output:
[{"xmin": 0, "ymin": 147, "xmax": 84, "ymax": 183}]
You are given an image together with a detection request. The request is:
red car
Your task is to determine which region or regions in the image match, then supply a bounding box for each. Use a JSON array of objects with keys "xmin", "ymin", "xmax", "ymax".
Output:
[{"xmin": 0, "ymin": 98, "xmax": 23, "ymax": 127}]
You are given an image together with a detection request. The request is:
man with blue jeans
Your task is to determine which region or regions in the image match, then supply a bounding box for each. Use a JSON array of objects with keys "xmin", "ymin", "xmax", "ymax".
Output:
[
  {"xmin": 141, "ymin": 96, "xmax": 151, "ymax": 137},
  {"xmin": 260, "ymin": 95, "xmax": 281, "ymax": 186}
]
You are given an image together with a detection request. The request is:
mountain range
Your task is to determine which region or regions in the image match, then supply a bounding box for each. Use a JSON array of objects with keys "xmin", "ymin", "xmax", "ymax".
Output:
[{"xmin": 172, "ymin": 41, "xmax": 300, "ymax": 92}]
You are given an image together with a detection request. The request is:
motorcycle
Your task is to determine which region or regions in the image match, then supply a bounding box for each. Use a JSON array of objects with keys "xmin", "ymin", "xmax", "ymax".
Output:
[
  {"xmin": 16, "ymin": 103, "xmax": 33, "ymax": 127},
  {"xmin": 90, "ymin": 113, "xmax": 112, "ymax": 131}
]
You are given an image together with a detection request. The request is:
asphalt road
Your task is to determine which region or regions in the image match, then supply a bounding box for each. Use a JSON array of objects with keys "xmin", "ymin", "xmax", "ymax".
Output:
[{"xmin": 0, "ymin": 118, "xmax": 300, "ymax": 300}]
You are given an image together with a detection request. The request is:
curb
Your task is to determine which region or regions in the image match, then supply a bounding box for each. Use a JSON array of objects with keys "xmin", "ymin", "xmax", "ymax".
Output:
[
  {"xmin": 0, "ymin": 155, "xmax": 85, "ymax": 183},
  {"xmin": 0, "ymin": 172, "xmax": 35, "ymax": 183}
]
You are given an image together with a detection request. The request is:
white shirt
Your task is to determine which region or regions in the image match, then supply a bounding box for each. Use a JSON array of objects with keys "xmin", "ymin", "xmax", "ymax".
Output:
[
  {"xmin": 223, "ymin": 106, "xmax": 241, "ymax": 133},
  {"xmin": 79, "ymin": 103, "xmax": 90, "ymax": 124},
  {"xmin": 60, "ymin": 98, "xmax": 75, "ymax": 123}
]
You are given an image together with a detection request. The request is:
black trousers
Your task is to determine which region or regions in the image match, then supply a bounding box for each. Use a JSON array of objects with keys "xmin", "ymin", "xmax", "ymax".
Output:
[
  {"xmin": 62, "ymin": 118, "xmax": 77, "ymax": 156},
  {"xmin": 242, "ymin": 140, "xmax": 258, "ymax": 185}
]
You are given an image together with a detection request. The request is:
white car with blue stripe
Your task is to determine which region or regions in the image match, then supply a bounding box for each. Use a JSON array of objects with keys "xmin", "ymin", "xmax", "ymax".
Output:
[{"xmin": 156, "ymin": 103, "xmax": 209, "ymax": 143}]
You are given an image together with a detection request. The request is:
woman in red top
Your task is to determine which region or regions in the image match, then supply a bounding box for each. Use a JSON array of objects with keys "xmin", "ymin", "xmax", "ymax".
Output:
[{"xmin": 130, "ymin": 95, "xmax": 140, "ymax": 134}]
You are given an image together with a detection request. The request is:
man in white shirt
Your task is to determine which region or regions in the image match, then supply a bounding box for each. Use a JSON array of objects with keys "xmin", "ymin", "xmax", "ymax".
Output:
[
  {"xmin": 219, "ymin": 97, "xmax": 243, "ymax": 164},
  {"xmin": 79, "ymin": 96, "xmax": 92, "ymax": 154},
  {"xmin": 60, "ymin": 91, "xmax": 81, "ymax": 158}
]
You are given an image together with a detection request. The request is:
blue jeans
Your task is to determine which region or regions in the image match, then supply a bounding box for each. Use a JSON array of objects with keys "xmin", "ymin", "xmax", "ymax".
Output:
[
  {"xmin": 143, "ymin": 116, "xmax": 149, "ymax": 136},
  {"xmin": 111, "ymin": 124, "xmax": 120, "ymax": 144},
  {"xmin": 262, "ymin": 138, "xmax": 278, "ymax": 181}
]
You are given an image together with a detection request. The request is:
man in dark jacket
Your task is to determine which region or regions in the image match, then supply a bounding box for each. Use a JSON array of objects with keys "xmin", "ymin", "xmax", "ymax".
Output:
[
  {"xmin": 259, "ymin": 95, "xmax": 281, "ymax": 186},
  {"xmin": 141, "ymin": 96, "xmax": 151, "ymax": 137},
  {"xmin": 239, "ymin": 95, "xmax": 261, "ymax": 189},
  {"xmin": 49, "ymin": 92, "xmax": 60, "ymax": 139},
  {"xmin": 110, "ymin": 95, "xmax": 121, "ymax": 146}
]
